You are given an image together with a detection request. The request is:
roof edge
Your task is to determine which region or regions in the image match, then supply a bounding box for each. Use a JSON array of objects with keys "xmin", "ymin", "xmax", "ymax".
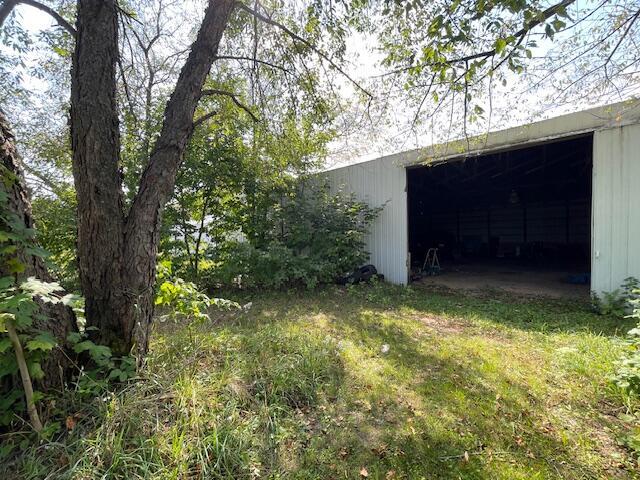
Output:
[{"xmin": 324, "ymin": 98, "xmax": 640, "ymax": 172}]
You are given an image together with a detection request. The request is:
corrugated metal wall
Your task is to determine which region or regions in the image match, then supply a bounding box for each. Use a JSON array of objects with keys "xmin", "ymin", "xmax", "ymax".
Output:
[
  {"xmin": 323, "ymin": 159, "xmax": 408, "ymax": 284},
  {"xmin": 592, "ymin": 124, "xmax": 640, "ymax": 293}
]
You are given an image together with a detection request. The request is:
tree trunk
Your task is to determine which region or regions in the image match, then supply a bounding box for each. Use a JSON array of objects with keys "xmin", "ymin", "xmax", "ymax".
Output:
[
  {"xmin": 0, "ymin": 110, "xmax": 77, "ymax": 391},
  {"xmin": 123, "ymin": 0, "xmax": 235, "ymax": 356},
  {"xmin": 70, "ymin": 0, "xmax": 236, "ymax": 358},
  {"xmin": 70, "ymin": 0, "xmax": 130, "ymax": 355}
]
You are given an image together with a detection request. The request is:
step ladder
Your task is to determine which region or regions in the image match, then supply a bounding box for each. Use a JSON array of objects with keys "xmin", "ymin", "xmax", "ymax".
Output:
[{"xmin": 422, "ymin": 248, "xmax": 441, "ymax": 276}]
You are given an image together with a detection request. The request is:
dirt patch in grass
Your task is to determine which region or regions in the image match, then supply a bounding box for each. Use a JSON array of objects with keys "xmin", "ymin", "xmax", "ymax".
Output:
[
  {"xmin": 415, "ymin": 281, "xmax": 588, "ymax": 305},
  {"xmin": 414, "ymin": 314, "xmax": 467, "ymax": 334}
]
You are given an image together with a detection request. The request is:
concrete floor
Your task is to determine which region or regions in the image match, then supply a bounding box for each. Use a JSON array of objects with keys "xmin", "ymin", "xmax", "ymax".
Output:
[{"xmin": 415, "ymin": 261, "xmax": 591, "ymax": 299}]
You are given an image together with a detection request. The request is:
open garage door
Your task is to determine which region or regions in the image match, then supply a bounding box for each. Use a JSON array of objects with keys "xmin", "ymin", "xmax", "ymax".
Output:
[{"xmin": 407, "ymin": 134, "xmax": 593, "ymax": 298}]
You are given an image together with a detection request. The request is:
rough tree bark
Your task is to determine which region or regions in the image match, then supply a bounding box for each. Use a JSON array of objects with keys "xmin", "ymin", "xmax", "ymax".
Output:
[
  {"xmin": 0, "ymin": 110, "xmax": 77, "ymax": 390},
  {"xmin": 70, "ymin": 0, "xmax": 236, "ymax": 357},
  {"xmin": 70, "ymin": 0, "xmax": 129, "ymax": 355}
]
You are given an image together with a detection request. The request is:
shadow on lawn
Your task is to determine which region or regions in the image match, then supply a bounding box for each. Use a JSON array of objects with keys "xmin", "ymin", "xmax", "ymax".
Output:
[
  {"xmin": 325, "ymin": 308, "xmax": 608, "ymax": 479},
  {"xmin": 231, "ymin": 282, "xmax": 633, "ymax": 337},
  {"xmin": 7, "ymin": 285, "xmax": 629, "ymax": 480},
  {"xmin": 236, "ymin": 291, "xmax": 625, "ymax": 479},
  {"xmin": 328, "ymin": 282, "xmax": 633, "ymax": 337},
  {"xmin": 412, "ymin": 283, "xmax": 635, "ymax": 336}
]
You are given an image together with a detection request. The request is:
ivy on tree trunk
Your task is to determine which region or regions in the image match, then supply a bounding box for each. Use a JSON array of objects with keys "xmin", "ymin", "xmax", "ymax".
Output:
[{"xmin": 0, "ymin": 110, "xmax": 77, "ymax": 391}]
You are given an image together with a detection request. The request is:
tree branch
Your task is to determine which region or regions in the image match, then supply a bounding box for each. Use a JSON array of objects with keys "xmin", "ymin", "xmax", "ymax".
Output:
[
  {"xmin": 21, "ymin": 162, "xmax": 68, "ymax": 199},
  {"xmin": 604, "ymin": 7, "xmax": 640, "ymax": 67},
  {"xmin": 0, "ymin": 0, "xmax": 76, "ymax": 37},
  {"xmin": 0, "ymin": 0, "xmax": 17, "ymax": 26},
  {"xmin": 215, "ymin": 55, "xmax": 289, "ymax": 72},
  {"xmin": 193, "ymin": 110, "xmax": 218, "ymax": 128},
  {"xmin": 127, "ymin": 0, "xmax": 236, "ymax": 225},
  {"xmin": 550, "ymin": 7, "xmax": 640, "ymax": 102},
  {"xmin": 201, "ymin": 88, "xmax": 259, "ymax": 122},
  {"xmin": 124, "ymin": 1, "xmax": 237, "ymax": 356},
  {"xmin": 236, "ymin": 2, "xmax": 372, "ymax": 98},
  {"xmin": 475, "ymin": 0, "xmax": 576, "ymax": 61},
  {"xmin": 379, "ymin": 0, "xmax": 577, "ymax": 77}
]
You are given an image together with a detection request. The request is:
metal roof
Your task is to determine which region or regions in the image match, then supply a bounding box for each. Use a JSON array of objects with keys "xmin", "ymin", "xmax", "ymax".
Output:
[{"xmin": 326, "ymin": 99, "xmax": 640, "ymax": 172}]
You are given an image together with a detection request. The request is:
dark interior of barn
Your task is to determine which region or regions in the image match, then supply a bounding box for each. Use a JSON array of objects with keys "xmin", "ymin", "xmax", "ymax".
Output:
[{"xmin": 407, "ymin": 135, "xmax": 593, "ymax": 296}]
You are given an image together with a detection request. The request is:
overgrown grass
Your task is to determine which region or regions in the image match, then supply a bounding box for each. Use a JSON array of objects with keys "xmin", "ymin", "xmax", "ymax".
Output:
[{"xmin": 4, "ymin": 282, "xmax": 640, "ymax": 479}]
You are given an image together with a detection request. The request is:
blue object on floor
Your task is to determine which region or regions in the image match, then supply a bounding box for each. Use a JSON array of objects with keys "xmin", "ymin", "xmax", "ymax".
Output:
[{"xmin": 565, "ymin": 273, "xmax": 590, "ymax": 285}]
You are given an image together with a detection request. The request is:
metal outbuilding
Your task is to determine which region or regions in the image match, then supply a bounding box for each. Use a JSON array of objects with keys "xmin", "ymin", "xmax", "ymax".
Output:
[{"xmin": 323, "ymin": 100, "xmax": 640, "ymax": 294}]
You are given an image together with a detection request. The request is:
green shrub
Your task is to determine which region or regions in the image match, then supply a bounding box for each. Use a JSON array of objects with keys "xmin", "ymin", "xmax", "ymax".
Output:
[
  {"xmin": 155, "ymin": 259, "xmax": 240, "ymax": 333},
  {"xmin": 613, "ymin": 286, "xmax": 640, "ymax": 394},
  {"xmin": 611, "ymin": 279, "xmax": 640, "ymax": 460},
  {"xmin": 206, "ymin": 181, "xmax": 381, "ymax": 289},
  {"xmin": 591, "ymin": 289, "xmax": 627, "ymax": 316},
  {"xmin": 593, "ymin": 277, "xmax": 640, "ymax": 317}
]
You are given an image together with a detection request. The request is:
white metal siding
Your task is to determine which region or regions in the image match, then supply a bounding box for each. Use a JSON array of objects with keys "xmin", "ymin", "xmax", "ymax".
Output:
[
  {"xmin": 323, "ymin": 159, "xmax": 408, "ymax": 284},
  {"xmin": 322, "ymin": 102, "xmax": 640, "ymax": 290},
  {"xmin": 592, "ymin": 124, "xmax": 640, "ymax": 293}
]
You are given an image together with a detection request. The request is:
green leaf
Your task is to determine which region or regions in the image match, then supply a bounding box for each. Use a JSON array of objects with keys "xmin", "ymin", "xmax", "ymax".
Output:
[
  {"xmin": 27, "ymin": 360, "xmax": 44, "ymax": 380},
  {"xmin": 5, "ymin": 258, "xmax": 25, "ymax": 274},
  {"xmin": 552, "ymin": 19, "xmax": 566, "ymax": 32},
  {"xmin": 24, "ymin": 246, "xmax": 51, "ymax": 259},
  {"xmin": 545, "ymin": 24, "xmax": 554, "ymax": 40},
  {"xmin": 0, "ymin": 277, "xmax": 14, "ymax": 290},
  {"xmin": 67, "ymin": 331, "xmax": 82, "ymax": 344},
  {"xmin": 52, "ymin": 45, "xmax": 69, "ymax": 57},
  {"xmin": 0, "ymin": 245, "xmax": 17, "ymax": 256},
  {"xmin": 0, "ymin": 389, "xmax": 22, "ymax": 410},
  {"xmin": 494, "ymin": 38, "xmax": 507, "ymax": 55},
  {"xmin": 25, "ymin": 332, "xmax": 57, "ymax": 352},
  {"xmin": 0, "ymin": 313, "xmax": 13, "ymax": 333},
  {"xmin": 73, "ymin": 340, "xmax": 96, "ymax": 354},
  {"xmin": 74, "ymin": 340, "xmax": 112, "ymax": 366},
  {"xmin": 0, "ymin": 337, "xmax": 11, "ymax": 353}
]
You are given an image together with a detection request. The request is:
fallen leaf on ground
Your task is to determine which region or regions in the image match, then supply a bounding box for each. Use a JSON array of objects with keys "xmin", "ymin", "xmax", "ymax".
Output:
[{"xmin": 65, "ymin": 416, "xmax": 76, "ymax": 430}]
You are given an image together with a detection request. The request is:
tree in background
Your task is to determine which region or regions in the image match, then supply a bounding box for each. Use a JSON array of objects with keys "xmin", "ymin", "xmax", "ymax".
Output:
[{"xmin": 0, "ymin": 0, "xmax": 350, "ymax": 360}]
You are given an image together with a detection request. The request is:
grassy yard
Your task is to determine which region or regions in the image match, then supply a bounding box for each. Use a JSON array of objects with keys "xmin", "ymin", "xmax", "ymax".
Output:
[{"xmin": 7, "ymin": 282, "xmax": 640, "ymax": 479}]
